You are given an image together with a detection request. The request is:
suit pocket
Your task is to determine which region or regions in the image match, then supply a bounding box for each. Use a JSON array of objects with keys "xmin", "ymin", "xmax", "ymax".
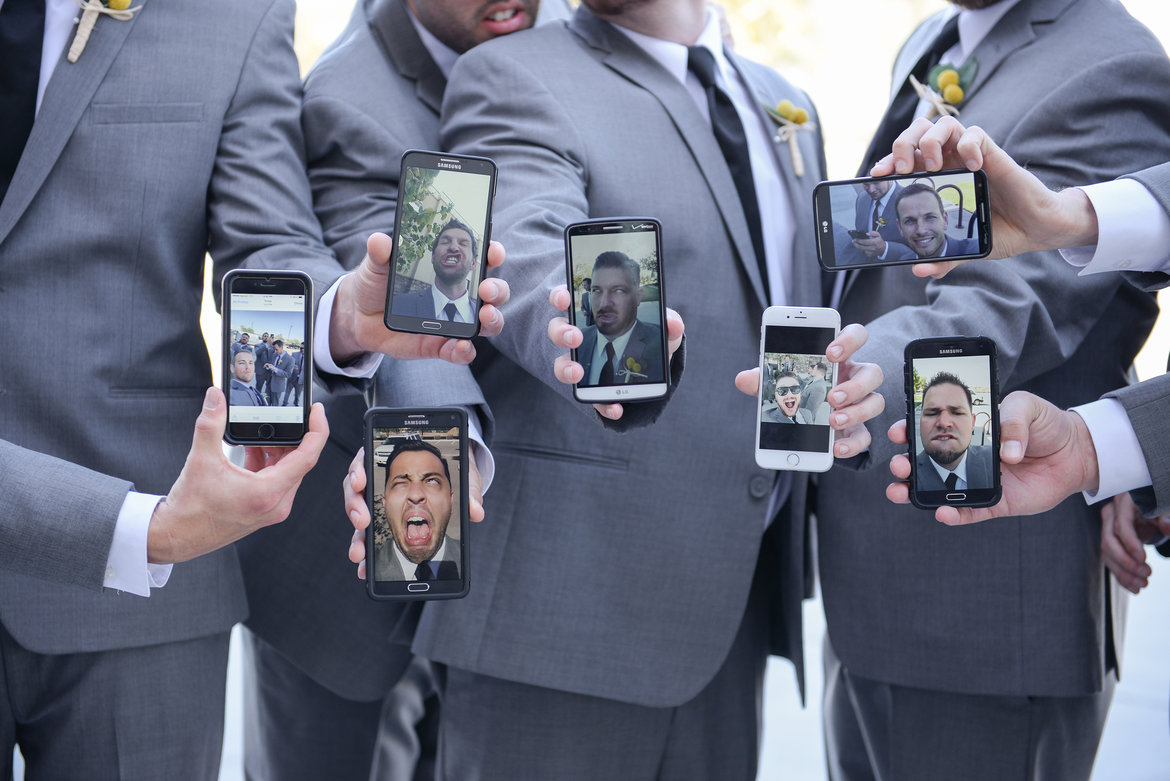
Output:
[
  {"xmin": 493, "ymin": 442, "xmax": 628, "ymax": 472},
  {"xmin": 91, "ymin": 102, "xmax": 204, "ymax": 124}
]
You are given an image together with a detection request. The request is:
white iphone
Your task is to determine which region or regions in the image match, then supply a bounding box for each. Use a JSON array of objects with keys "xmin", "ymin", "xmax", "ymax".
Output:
[{"xmin": 754, "ymin": 305, "xmax": 840, "ymax": 472}]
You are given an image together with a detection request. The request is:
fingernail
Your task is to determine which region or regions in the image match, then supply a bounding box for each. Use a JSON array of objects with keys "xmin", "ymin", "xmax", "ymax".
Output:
[
  {"xmin": 349, "ymin": 509, "xmax": 360, "ymax": 522},
  {"xmin": 834, "ymin": 413, "xmax": 847, "ymax": 426},
  {"xmin": 827, "ymin": 345, "xmax": 843, "ymax": 360},
  {"xmin": 204, "ymin": 387, "xmax": 220, "ymax": 410},
  {"xmin": 831, "ymin": 390, "xmax": 846, "ymax": 404},
  {"xmin": 1002, "ymin": 441, "xmax": 1022, "ymax": 460}
]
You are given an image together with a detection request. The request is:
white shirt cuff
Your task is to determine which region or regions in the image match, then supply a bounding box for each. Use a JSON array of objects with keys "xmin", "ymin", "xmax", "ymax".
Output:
[
  {"xmin": 467, "ymin": 414, "xmax": 494, "ymax": 492},
  {"xmin": 314, "ymin": 275, "xmax": 384, "ymax": 378},
  {"xmin": 1060, "ymin": 179, "xmax": 1170, "ymax": 274},
  {"xmin": 1071, "ymin": 398, "xmax": 1153, "ymax": 505},
  {"xmin": 104, "ymin": 492, "xmax": 173, "ymax": 596}
]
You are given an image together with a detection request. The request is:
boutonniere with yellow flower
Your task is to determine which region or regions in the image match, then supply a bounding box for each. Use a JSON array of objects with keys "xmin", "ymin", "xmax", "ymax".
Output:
[
  {"xmin": 68, "ymin": 0, "xmax": 143, "ymax": 64},
  {"xmin": 763, "ymin": 99, "xmax": 816, "ymax": 178},
  {"xmin": 875, "ymin": 217, "xmax": 887, "ymax": 230},
  {"xmin": 908, "ymin": 59, "xmax": 978, "ymax": 120},
  {"xmin": 618, "ymin": 356, "xmax": 648, "ymax": 383}
]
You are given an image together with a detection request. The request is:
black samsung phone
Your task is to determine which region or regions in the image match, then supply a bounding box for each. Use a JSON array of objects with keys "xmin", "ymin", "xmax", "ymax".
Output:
[
  {"xmin": 814, "ymin": 169, "xmax": 992, "ymax": 270},
  {"xmin": 564, "ymin": 218, "xmax": 670, "ymax": 403},
  {"xmin": 384, "ymin": 150, "xmax": 497, "ymax": 339},
  {"xmin": 904, "ymin": 336, "xmax": 1001, "ymax": 509},
  {"xmin": 365, "ymin": 407, "xmax": 470, "ymax": 601},
  {"xmin": 222, "ymin": 270, "xmax": 312, "ymax": 445}
]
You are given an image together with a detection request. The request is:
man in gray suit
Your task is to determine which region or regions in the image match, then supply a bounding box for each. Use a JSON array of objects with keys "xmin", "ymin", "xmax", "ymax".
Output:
[
  {"xmin": 263, "ymin": 339, "xmax": 294, "ymax": 404},
  {"xmin": 230, "ymin": 351, "xmax": 267, "ymax": 407},
  {"xmin": 237, "ymin": 1, "xmax": 551, "ymax": 778},
  {"xmin": 392, "ymin": 220, "xmax": 479, "ymax": 323},
  {"xmin": 373, "ymin": 441, "xmax": 461, "ymax": 581},
  {"xmin": 817, "ymin": 2, "xmax": 1170, "ymax": 779},
  {"xmin": 576, "ymin": 251, "xmax": 665, "ymax": 386},
  {"xmin": 415, "ymin": 0, "xmax": 856, "ymax": 775},
  {"xmin": 841, "ymin": 180, "xmax": 907, "ymax": 263},
  {"xmin": 913, "ymin": 372, "xmax": 993, "ymax": 491},
  {"xmin": 883, "ymin": 182, "xmax": 980, "ymax": 260}
]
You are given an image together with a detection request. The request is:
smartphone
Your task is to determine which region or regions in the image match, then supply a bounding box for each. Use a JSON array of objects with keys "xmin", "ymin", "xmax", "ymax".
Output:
[
  {"xmin": 904, "ymin": 336, "xmax": 1001, "ymax": 508},
  {"xmin": 814, "ymin": 168, "xmax": 992, "ymax": 271},
  {"xmin": 364, "ymin": 407, "xmax": 469, "ymax": 600},
  {"xmin": 564, "ymin": 218, "xmax": 670, "ymax": 403},
  {"xmin": 384, "ymin": 150, "xmax": 496, "ymax": 339},
  {"xmin": 222, "ymin": 270, "xmax": 312, "ymax": 445},
  {"xmin": 755, "ymin": 306, "xmax": 840, "ymax": 472}
]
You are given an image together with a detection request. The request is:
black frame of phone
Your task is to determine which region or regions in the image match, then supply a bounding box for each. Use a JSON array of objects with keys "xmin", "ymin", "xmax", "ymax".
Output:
[
  {"xmin": 563, "ymin": 216, "xmax": 671, "ymax": 404},
  {"xmin": 364, "ymin": 406, "xmax": 470, "ymax": 601},
  {"xmin": 383, "ymin": 150, "xmax": 496, "ymax": 339},
  {"xmin": 221, "ymin": 269, "xmax": 312, "ymax": 446},
  {"xmin": 814, "ymin": 168, "xmax": 992, "ymax": 271},
  {"xmin": 904, "ymin": 335, "xmax": 1002, "ymax": 509}
]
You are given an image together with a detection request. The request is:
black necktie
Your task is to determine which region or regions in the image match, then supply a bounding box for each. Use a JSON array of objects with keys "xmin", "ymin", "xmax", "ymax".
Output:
[
  {"xmin": 252, "ymin": 386, "xmax": 266, "ymax": 406},
  {"xmin": 599, "ymin": 342, "xmax": 615, "ymax": 385},
  {"xmin": 944, "ymin": 472, "xmax": 959, "ymax": 491},
  {"xmin": 0, "ymin": 0, "xmax": 45, "ymax": 205},
  {"xmin": 687, "ymin": 46, "xmax": 768, "ymax": 294},
  {"xmin": 859, "ymin": 15, "xmax": 961, "ymax": 173},
  {"xmin": 414, "ymin": 562, "xmax": 433, "ymax": 581},
  {"xmin": 871, "ymin": 202, "xmax": 882, "ymax": 232},
  {"xmin": 442, "ymin": 302, "xmax": 458, "ymax": 322}
]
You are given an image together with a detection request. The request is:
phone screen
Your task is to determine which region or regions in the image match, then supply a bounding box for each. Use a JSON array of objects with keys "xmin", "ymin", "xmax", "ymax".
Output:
[
  {"xmin": 565, "ymin": 218, "xmax": 669, "ymax": 403},
  {"xmin": 224, "ymin": 271, "xmax": 311, "ymax": 445},
  {"xmin": 366, "ymin": 408, "xmax": 469, "ymax": 600},
  {"xmin": 906, "ymin": 338, "xmax": 1001, "ymax": 508},
  {"xmin": 758, "ymin": 324, "xmax": 837, "ymax": 457},
  {"xmin": 815, "ymin": 169, "xmax": 991, "ymax": 270},
  {"xmin": 384, "ymin": 151, "xmax": 496, "ymax": 339}
]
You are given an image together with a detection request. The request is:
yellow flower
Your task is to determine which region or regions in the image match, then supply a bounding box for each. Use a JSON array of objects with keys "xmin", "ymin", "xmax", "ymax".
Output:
[
  {"xmin": 937, "ymin": 69, "xmax": 960, "ymax": 90},
  {"xmin": 107, "ymin": 0, "xmax": 132, "ymax": 8},
  {"xmin": 791, "ymin": 108, "xmax": 809, "ymax": 125},
  {"xmin": 942, "ymin": 84, "xmax": 964, "ymax": 104},
  {"xmin": 625, "ymin": 357, "xmax": 642, "ymax": 373},
  {"xmin": 775, "ymin": 100, "xmax": 796, "ymax": 122}
]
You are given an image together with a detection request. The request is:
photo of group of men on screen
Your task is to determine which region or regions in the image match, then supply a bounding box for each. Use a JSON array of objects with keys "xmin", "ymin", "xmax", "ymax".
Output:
[
  {"xmin": 829, "ymin": 172, "xmax": 983, "ymax": 265},
  {"xmin": 228, "ymin": 327, "xmax": 305, "ymax": 408}
]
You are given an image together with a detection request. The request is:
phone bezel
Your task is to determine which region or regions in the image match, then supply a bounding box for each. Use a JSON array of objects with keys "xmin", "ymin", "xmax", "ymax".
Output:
[
  {"xmin": 364, "ymin": 406, "xmax": 470, "ymax": 601},
  {"xmin": 814, "ymin": 168, "xmax": 992, "ymax": 271},
  {"xmin": 383, "ymin": 150, "xmax": 496, "ymax": 339},
  {"xmin": 754, "ymin": 306, "xmax": 840, "ymax": 473},
  {"xmin": 904, "ymin": 336, "xmax": 1002, "ymax": 509},
  {"xmin": 564, "ymin": 217, "xmax": 670, "ymax": 404},
  {"xmin": 222, "ymin": 270, "xmax": 312, "ymax": 446}
]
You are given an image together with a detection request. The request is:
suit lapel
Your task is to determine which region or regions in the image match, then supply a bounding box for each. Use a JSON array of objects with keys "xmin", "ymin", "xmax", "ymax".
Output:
[
  {"xmin": 577, "ymin": 326, "xmax": 598, "ymax": 379},
  {"xmin": 0, "ymin": 7, "xmax": 142, "ymax": 245},
  {"xmin": 569, "ymin": 10, "xmax": 768, "ymax": 307},
  {"xmin": 960, "ymin": 0, "xmax": 1068, "ymax": 105},
  {"xmin": 367, "ymin": 0, "xmax": 445, "ymax": 115}
]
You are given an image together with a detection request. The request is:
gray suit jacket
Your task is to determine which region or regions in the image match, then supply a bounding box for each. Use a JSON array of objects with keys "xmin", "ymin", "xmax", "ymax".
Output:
[
  {"xmin": 818, "ymin": 0, "xmax": 1170, "ymax": 699},
  {"xmin": 0, "ymin": 0, "xmax": 344, "ymax": 651},
  {"xmin": 391, "ymin": 285, "xmax": 477, "ymax": 322},
  {"xmin": 266, "ymin": 351, "xmax": 294, "ymax": 395},
  {"xmin": 914, "ymin": 446, "xmax": 994, "ymax": 492},
  {"xmin": 853, "ymin": 184, "xmax": 903, "ymax": 244},
  {"xmin": 576, "ymin": 319, "xmax": 665, "ymax": 386},
  {"xmin": 373, "ymin": 535, "xmax": 461, "ymax": 581},
  {"xmin": 230, "ymin": 379, "xmax": 266, "ymax": 407},
  {"xmin": 420, "ymin": 7, "xmax": 826, "ymax": 706},
  {"xmin": 237, "ymin": 0, "xmax": 492, "ymax": 701},
  {"xmin": 885, "ymin": 235, "xmax": 981, "ymax": 261}
]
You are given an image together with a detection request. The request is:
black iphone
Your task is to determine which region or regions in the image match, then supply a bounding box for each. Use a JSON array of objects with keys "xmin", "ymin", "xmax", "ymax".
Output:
[
  {"xmin": 364, "ymin": 407, "xmax": 470, "ymax": 600},
  {"xmin": 222, "ymin": 270, "xmax": 312, "ymax": 445},
  {"xmin": 384, "ymin": 150, "xmax": 497, "ymax": 339},
  {"xmin": 904, "ymin": 336, "xmax": 1001, "ymax": 509}
]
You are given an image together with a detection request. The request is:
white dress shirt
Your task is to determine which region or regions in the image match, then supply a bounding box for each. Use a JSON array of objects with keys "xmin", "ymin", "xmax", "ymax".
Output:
[
  {"xmin": 587, "ymin": 324, "xmax": 636, "ymax": 386},
  {"xmin": 926, "ymin": 449, "xmax": 969, "ymax": 491}
]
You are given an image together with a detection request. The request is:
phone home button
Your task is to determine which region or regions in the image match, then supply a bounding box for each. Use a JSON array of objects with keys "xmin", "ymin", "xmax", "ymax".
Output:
[
  {"xmin": 407, "ymin": 582, "xmax": 431, "ymax": 593},
  {"xmin": 787, "ymin": 454, "xmax": 800, "ymax": 467},
  {"xmin": 258, "ymin": 424, "xmax": 275, "ymax": 440},
  {"xmin": 945, "ymin": 492, "xmax": 967, "ymax": 502},
  {"xmin": 421, "ymin": 320, "xmax": 443, "ymax": 331}
]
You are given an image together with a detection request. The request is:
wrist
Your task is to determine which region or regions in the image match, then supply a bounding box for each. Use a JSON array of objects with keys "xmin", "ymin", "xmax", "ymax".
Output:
[
  {"xmin": 329, "ymin": 274, "xmax": 364, "ymax": 365},
  {"xmin": 146, "ymin": 499, "xmax": 177, "ymax": 564},
  {"xmin": 1068, "ymin": 409, "xmax": 1101, "ymax": 494},
  {"xmin": 1054, "ymin": 188, "xmax": 1100, "ymax": 249}
]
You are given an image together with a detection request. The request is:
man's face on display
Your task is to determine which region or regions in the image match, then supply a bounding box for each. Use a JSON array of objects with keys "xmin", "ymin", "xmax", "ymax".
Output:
[
  {"xmin": 919, "ymin": 382, "xmax": 975, "ymax": 469},
  {"xmin": 239, "ymin": 333, "xmax": 250, "ymax": 345},
  {"xmin": 862, "ymin": 180, "xmax": 892, "ymax": 201},
  {"xmin": 384, "ymin": 449, "xmax": 454, "ymax": 565},
  {"xmin": 262, "ymin": 333, "xmax": 270, "ymax": 344},
  {"xmin": 431, "ymin": 226, "xmax": 477, "ymax": 289},
  {"xmin": 590, "ymin": 266, "xmax": 641, "ymax": 338},
  {"xmin": 896, "ymin": 191, "xmax": 949, "ymax": 258},
  {"xmin": 407, "ymin": 0, "xmax": 540, "ymax": 54},
  {"xmin": 231, "ymin": 351, "xmax": 255, "ymax": 384},
  {"xmin": 773, "ymin": 377, "xmax": 802, "ymax": 419}
]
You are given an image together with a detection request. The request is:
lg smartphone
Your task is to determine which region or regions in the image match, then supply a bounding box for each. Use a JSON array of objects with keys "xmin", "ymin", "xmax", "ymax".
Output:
[
  {"xmin": 904, "ymin": 336, "xmax": 1002, "ymax": 509},
  {"xmin": 564, "ymin": 217, "xmax": 670, "ymax": 403},
  {"xmin": 813, "ymin": 168, "xmax": 992, "ymax": 271},
  {"xmin": 384, "ymin": 150, "xmax": 497, "ymax": 339},
  {"xmin": 222, "ymin": 269, "xmax": 312, "ymax": 445},
  {"xmin": 364, "ymin": 407, "xmax": 470, "ymax": 601},
  {"xmin": 755, "ymin": 306, "xmax": 840, "ymax": 472}
]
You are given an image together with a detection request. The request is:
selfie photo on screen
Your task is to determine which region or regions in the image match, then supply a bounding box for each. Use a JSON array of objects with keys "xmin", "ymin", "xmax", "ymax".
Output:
[
  {"xmin": 910, "ymin": 357, "xmax": 995, "ymax": 492},
  {"xmin": 758, "ymin": 350, "xmax": 835, "ymax": 452}
]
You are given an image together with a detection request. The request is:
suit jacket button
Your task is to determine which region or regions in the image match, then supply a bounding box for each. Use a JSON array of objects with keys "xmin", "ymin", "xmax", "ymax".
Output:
[{"xmin": 749, "ymin": 475, "xmax": 771, "ymax": 498}]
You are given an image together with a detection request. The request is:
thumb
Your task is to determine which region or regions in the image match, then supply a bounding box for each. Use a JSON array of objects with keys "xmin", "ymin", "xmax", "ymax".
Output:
[
  {"xmin": 191, "ymin": 387, "xmax": 228, "ymax": 456},
  {"xmin": 997, "ymin": 390, "xmax": 1035, "ymax": 463},
  {"xmin": 365, "ymin": 231, "xmax": 393, "ymax": 270}
]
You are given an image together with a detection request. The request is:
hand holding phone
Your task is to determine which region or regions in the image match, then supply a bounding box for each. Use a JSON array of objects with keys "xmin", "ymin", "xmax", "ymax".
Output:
[
  {"xmin": 364, "ymin": 407, "xmax": 470, "ymax": 600},
  {"xmin": 904, "ymin": 336, "xmax": 1001, "ymax": 508},
  {"xmin": 814, "ymin": 169, "xmax": 992, "ymax": 270},
  {"xmin": 564, "ymin": 218, "xmax": 670, "ymax": 404},
  {"xmin": 222, "ymin": 270, "xmax": 312, "ymax": 445},
  {"xmin": 384, "ymin": 150, "xmax": 496, "ymax": 339}
]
